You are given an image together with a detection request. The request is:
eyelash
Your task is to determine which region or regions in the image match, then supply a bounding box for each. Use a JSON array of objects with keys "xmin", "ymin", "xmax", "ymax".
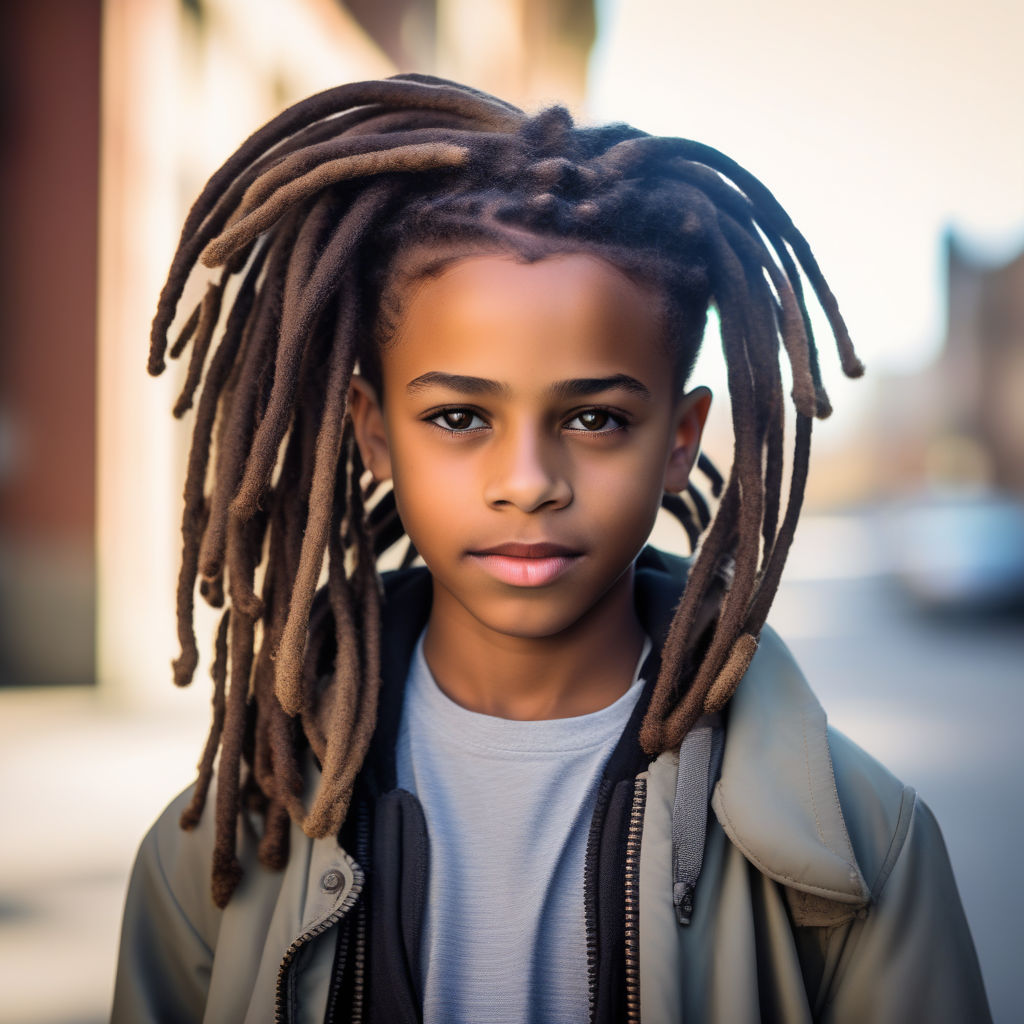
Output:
[
  {"xmin": 424, "ymin": 406, "xmax": 629, "ymax": 435},
  {"xmin": 427, "ymin": 408, "xmax": 487, "ymax": 432},
  {"xmin": 564, "ymin": 408, "xmax": 627, "ymax": 433}
]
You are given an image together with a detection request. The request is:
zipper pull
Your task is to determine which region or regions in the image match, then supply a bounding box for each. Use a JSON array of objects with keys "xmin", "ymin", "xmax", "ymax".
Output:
[{"xmin": 673, "ymin": 881, "xmax": 695, "ymax": 926}]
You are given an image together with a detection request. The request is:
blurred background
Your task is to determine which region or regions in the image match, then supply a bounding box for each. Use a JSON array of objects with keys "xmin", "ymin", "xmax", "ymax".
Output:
[{"xmin": 0, "ymin": 0, "xmax": 1021, "ymax": 1021}]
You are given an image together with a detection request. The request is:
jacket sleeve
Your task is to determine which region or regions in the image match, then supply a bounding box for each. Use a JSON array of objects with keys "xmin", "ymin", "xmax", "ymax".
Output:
[
  {"xmin": 111, "ymin": 785, "xmax": 224, "ymax": 1023},
  {"xmin": 820, "ymin": 793, "xmax": 991, "ymax": 1023}
]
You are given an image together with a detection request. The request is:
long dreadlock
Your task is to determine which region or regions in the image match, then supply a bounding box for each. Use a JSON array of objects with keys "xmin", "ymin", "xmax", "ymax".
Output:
[{"xmin": 150, "ymin": 73, "xmax": 862, "ymax": 908}]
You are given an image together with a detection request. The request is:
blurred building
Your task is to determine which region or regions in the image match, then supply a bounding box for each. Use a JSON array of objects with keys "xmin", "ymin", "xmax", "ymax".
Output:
[
  {"xmin": 0, "ymin": 0, "xmax": 595, "ymax": 702},
  {"xmin": 942, "ymin": 235, "xmax": 1024, "ymax": 493},
  {"xmin": 0, "ymin": 2, "xmax": 102, "ymax": 689},
  {"xmin": 868, "ymin": 233, "xmax": 1024, "ymax": 499},
  {"xmin": 347, "ymin": 0, "xmax": 596, "ymax": 112}
]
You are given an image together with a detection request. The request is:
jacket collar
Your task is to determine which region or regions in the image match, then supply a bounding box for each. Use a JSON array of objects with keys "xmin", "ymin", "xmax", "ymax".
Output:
[
  {"xmin": 710, "ymin": 626, "xmax": 870, "ymax": 905},
  {"xmin": 634, "ymin": 546, "xmax": 870, "ymax": 905}
]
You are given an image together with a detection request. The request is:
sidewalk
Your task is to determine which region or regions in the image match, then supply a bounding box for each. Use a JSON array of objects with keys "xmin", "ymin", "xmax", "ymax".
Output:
[{"xmin": 0, "ymin": 688, "xmax": 208, "ymax": 1024}]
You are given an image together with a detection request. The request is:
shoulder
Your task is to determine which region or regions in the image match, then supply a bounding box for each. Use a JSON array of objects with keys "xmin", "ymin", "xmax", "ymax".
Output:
[
  {"xmin": 130, "ymin": 784, "xmax": 226, "ymax": 943},
  {"xmin": 644, "ymin": 622, "xmax": 991, "ymax": 1016},
  {"xmin": 826, "ymin": 726, "xmax": 916, "ymax": 898},
  {"xmin": 819, "ymin": 734, "xmax": 991, "ymax": 1019},
  {"xmin": 130, "ymin": 775, "xmax": 284, "ymax": 933},
  {"xmin": 113, "ymin": 784, "xmax": 228, "ymax": 1021}
]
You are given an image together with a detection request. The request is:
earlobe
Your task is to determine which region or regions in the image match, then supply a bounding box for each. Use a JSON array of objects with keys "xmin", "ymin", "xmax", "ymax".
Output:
[
  {"xmin": 663, "ymin": 386, "xmax": 712, "ymax": 493},
  {"xmin": 349, "ymin": 376, "xmax": 393, "ymax": 482}
]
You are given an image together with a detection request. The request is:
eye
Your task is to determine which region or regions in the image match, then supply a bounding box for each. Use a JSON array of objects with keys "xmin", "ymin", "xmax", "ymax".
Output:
[
  {"xmin": 428, "ymin": 408, "xmax": 487, "ymax": 432},
  {"xmin": 565, "ymin": 408, "xmax": 625, "ymax": 433}
]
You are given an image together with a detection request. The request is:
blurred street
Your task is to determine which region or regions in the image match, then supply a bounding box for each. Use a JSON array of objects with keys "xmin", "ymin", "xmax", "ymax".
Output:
[{"xmin": 1, "ymin": 514, "xmax": 1021, "ymax": 1023}]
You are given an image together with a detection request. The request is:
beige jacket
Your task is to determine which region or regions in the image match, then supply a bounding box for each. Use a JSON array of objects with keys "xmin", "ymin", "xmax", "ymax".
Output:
[{"xmin": 112, "ymin": 627, "xmax": 990, "ymax": 1023}]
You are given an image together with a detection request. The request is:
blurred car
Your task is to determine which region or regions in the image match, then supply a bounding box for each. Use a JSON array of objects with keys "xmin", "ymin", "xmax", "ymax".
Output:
[{"xmin": 882, "ymin": 491, "xmax": 1024, "ymax": 612}]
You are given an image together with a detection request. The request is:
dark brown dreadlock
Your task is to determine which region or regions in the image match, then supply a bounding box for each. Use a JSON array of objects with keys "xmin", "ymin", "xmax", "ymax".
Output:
[{"xmin": 150, "ymin": 73, "xmax": 862, "ymax": 907}]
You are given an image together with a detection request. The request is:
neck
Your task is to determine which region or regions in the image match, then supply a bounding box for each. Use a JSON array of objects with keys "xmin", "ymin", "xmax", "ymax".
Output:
[{"xmin": 422, "ymin": 568, "xmax": 646, "ymax": 720}]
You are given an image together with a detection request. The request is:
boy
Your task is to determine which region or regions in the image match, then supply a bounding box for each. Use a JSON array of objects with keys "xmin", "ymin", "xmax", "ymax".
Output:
[{"xmin": 113, "ymin": 75, "xmax": 990, "ymax": 1022}]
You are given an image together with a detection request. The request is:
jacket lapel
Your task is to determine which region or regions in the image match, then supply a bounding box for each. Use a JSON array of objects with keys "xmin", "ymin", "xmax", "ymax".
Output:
[{"xmin": 711, "ymin": 626, "xmax": 870, "ymax": 906}]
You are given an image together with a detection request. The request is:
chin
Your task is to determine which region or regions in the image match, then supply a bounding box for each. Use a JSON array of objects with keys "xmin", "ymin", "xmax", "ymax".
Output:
[{"xmin": 460, "ymin": 588, "xmax": 622, "ymax": 643}]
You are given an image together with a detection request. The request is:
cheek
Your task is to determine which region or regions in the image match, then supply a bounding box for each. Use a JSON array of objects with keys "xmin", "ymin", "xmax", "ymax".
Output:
[
  {"xmin": 579, "ymin": 461, "xmax": 662, "ymax": 532},
  {"xmin": 580, "ymin": 435, "xmax": 671, "ymax": 496},
  {"xmin": 392, "ymin": 439, "xmax": 476, "ymax": 497},
  {"xmin": 387, "ymin": 442, "xmax": 477, "ymax": 547}
]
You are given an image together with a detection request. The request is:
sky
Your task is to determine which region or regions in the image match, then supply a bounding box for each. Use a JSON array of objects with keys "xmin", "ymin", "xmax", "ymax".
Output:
[{"xmin": 587, "ymin": 0, "xmax": 1024, "ymax": 410}]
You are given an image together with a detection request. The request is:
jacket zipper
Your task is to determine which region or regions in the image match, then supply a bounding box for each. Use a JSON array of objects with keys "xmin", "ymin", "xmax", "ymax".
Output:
[
  {"xmin": 323, "ymin": 922, "xmax": 349, "ymax": 1024},
  {"xmin": 623, "ymin": 777, "xmax": 647, "ymax": 1024},
  {"xmin": 352, "ymin": 800, "xmax": 371, "ymax": 1022},
  {"xmin": 274, "ymin": 857, "xmax": 365, "ymax": 1024},
  {"xmin": 323, "ymin": 800, "xmax": 371, "ymax": 1024}
]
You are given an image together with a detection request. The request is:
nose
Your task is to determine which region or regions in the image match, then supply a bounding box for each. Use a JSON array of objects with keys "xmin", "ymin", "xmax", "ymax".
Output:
[{"xmin": 483, "ymin": 425, "xmax": 572, "ymax": 512}]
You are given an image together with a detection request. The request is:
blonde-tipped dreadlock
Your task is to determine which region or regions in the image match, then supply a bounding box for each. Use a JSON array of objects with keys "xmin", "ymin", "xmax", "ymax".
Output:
[{"xmin": 151, "ymin": 73, "xmax": 862, "ymax": 907}]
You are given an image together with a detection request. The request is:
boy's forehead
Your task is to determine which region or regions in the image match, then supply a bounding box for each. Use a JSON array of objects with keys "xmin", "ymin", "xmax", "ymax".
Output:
[
  {"xmin": 405, "ymin": 251, "xmax": 647, "ymax": 311},
  {"xmin": 381, "ymin": 237, "xmax": 667, "ymax": 327},
  {"xmin": 383, "ymin": 252, "xmax": 674, "ymax": 388}
]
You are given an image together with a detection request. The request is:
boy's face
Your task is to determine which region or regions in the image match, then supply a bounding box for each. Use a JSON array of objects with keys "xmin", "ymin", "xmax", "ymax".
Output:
[{"xmin": 351, "ymin": 253, "xmax": 710, "ymax": 645}]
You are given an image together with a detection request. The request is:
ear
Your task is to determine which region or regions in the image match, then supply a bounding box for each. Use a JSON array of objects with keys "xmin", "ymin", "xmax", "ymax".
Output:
[
  {"xmin": 349, "ymin": 375, "xmax": 393, "ymax": 482},
  {"xmin": 663, "ymin": 386, "xmax": 712, "ymax": 493}
]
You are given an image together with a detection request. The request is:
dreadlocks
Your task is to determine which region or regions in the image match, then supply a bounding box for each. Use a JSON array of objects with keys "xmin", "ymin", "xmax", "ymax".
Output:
[{"xmin": 150, "ymin": 73, "xmax": 862, "ymax": 908}]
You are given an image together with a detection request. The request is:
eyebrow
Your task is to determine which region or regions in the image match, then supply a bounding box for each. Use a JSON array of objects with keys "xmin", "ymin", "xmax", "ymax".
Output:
[
  {"xmin": 550, "ymin": 375, "xmax": 652, "ymax": 401},
  {"xmin": 405, "ymin": 371, "xmax": 651, "ymax": 401},
  {"xmin": 406, "ymin": 371, "xmax": 506, "ymax": 396}
]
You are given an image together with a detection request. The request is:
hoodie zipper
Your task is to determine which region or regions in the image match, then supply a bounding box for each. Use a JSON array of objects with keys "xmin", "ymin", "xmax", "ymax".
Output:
[
  {"xmin": 583, "ymin": 778, "xmax": 613, "ymax": 1023},
  {"xmin": 623, "ymin": 777, "xmax": 647, "ymax": 1023}
]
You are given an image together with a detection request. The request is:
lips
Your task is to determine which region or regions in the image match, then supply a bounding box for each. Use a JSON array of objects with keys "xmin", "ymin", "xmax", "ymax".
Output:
[
  {"xmin": 472, "ymin": 542, "xmax": 580, "ymax": 559},
  {"xmin": 468, "ymin": 541, "xmax": 583, "ymax": 587}
]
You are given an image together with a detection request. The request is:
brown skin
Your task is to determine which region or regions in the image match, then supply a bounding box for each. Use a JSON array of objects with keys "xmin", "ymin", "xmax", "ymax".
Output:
[{"xmin": 351, "ymin": 254, "xmax": 710, "ymax": 720}]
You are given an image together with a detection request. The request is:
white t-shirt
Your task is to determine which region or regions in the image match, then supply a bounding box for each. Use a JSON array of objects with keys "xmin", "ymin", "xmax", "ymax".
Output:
[{"xmin": 395, "ymin": 634, "xmax": 649, "ymax": 1024}]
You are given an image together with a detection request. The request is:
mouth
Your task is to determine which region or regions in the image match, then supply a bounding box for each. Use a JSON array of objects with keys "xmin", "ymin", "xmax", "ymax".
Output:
[{"xmin": 468, "ymin": 542, "xmax": 583, "ymax": 587}]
